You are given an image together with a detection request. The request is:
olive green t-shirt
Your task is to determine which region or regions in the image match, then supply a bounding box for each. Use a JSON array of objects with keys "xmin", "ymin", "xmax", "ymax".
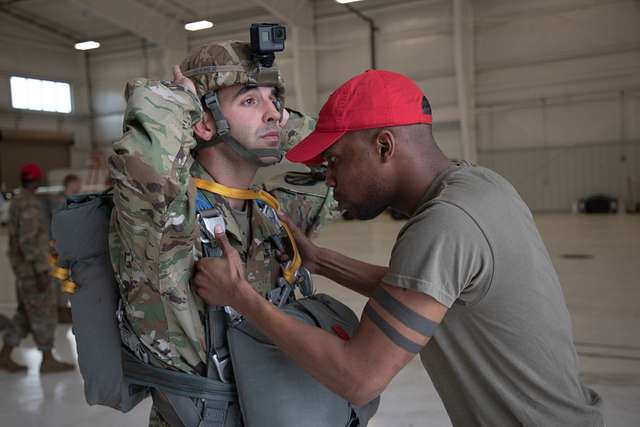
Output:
[{"xmin": 382, "ymin": 162, "xmax": 603, "ymax": 427}]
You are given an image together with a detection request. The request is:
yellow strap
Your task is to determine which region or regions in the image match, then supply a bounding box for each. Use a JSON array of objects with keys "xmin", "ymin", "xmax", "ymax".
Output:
[
  {"xmin": 48, "ymin": 252, "xmax": 76, "ymax": 292},
  {"xmin": 61, "ymin": 280, "xmax": 77, "ymax": 294},
  {"xmin": 192, "ymin": 177, "xmax": 301, "ymax": 285},
  {"xmin": 50, "ymin": 266, "xmax": 70, "ymax": 281},
  {"xmin": 48, "ymin": 253, "xmax": 58, "ymax": 267}
]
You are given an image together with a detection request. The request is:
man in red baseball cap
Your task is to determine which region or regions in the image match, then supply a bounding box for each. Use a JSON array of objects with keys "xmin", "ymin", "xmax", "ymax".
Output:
[
  {"xmin": 1, "ymin": 163, "xmax": 74, "ymax": 373},
  {"xmin": 19, "ymin": 163, "xmax": 45, "ymax": 182},
  {"xmin": 193, "ymin": 70, "xmax": 604, "ymax": 426}
]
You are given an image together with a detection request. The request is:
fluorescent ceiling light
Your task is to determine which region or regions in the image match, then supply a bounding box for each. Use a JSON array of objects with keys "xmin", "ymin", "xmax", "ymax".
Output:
[
  {"xmin": 184, "ymin": 20, "xmax": 214, "ymax": 31},
  {"xmin": 335, "ymin": 0, "xmax": 364, "ymax": 3},
  {"xmin": 74, "ymin": 41, "xmax": 100, "ymax": 50}
]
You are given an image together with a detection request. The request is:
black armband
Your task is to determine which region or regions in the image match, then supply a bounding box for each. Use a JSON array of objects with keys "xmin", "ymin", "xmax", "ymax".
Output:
[
  {"xmin": 364, "ymin": 305, "xmax": 423, "ymax": 353},
  {"xmin": 372, "ymin": 287, "xmax": 439, "ymax": 337}
]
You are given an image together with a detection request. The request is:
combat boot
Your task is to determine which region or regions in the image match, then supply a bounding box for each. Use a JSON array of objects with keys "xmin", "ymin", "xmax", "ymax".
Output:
[
  {"xmin": 0, "ymin": 345, "xmax": 28, "ymax": 372},
  {"xmin": 40, "ymin": 351, "xmax": 74, "ymax": 373}
]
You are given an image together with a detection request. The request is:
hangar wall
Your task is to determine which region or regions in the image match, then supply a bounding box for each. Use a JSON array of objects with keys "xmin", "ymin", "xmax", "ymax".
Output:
[
  {"xmin": 313, "ymin": 0, "xmax": 640, "ymax": 212},
  {"xmin": 0, "ymin": 13, "xmax": 92, "ymax": 174},
  {"xmin": 474, "ymin": 0, "xmax": 640, "ymax": 212},
  {"xmin": 0, "ymin": 0, "xmax": 638, "ymax": 211}
]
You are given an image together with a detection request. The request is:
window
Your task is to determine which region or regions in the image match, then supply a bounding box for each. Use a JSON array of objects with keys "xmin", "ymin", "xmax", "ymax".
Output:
[{"xmin": 10, "ymin": 76, "xmax": 72, "ymax": 113}]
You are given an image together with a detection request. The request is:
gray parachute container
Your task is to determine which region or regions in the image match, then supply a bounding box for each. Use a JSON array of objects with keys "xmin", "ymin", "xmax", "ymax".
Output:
[
  {"xmin": 51, "ymin": 192, "xmax": 148, "ymax": 412},
  {"xmin": 228, "ymin": 293, "xmax": 380, "ymax": 427}
]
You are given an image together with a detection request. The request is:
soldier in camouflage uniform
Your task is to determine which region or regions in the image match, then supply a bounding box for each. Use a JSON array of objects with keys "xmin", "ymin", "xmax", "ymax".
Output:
[
  {"xmin": 0, "ymin": 163, "xmax": 74, "ymax": 373},
  {"xmin": 108, "ymin": 41, "xmax": 335, "ymax": 426}
]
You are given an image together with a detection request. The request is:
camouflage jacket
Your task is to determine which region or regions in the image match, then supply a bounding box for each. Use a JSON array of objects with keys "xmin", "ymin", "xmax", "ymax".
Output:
[
  {"xmin": 108, "ymin": 79, "xmax": 332, "ymax": 374},
  {"xmin": 7, "ymin": 190, "xmax": 51, "ymax": 278}
]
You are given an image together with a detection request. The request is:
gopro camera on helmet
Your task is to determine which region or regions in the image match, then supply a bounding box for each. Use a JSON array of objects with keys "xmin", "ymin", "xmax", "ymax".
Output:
[{"xmin": 250, "ymin": 23, "xmax": 286, "ymax": 68}]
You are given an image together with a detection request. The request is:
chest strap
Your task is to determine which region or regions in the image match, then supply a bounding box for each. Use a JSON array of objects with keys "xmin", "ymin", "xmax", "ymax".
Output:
[{"xmin": 192, "ymin": 177, "xmax": 301, "ymax": 285}]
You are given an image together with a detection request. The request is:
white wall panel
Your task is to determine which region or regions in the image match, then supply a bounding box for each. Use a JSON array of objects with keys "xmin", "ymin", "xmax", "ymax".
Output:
[
  {"xmin": 476, "ymin": 50, "xmax": 640, "ymax": 106},
  {"xmin": 475, "ymin": 0, "xmax": 640, "ymax": 211},
  {"xmin": 94, "ymin": 114, "xmax": 125, "ymax": 145},
  {"xmin": 475, "ymin": 0, "xmax": 640, "ymax": 69},
  {"xmin": 417, "ymin": 76, "xmax": 458, "ymax": 111},
  {"xmin": 480, "ymin": 142, "xmax": 640, "ymax": 212},
  {"xmin": 433, "ymin": 127, "xmax": 463, "ymax": 159},
  {"xmin": 483, "ymin": 106, "xmax": 544, "ymax": 151},
  {"xmin": 545, "ymin": 98, "xmax": 620, "ymax": 147},
  {"xmin": 626, "ymin": 93, "xmax": 640, "ymax": 140}
]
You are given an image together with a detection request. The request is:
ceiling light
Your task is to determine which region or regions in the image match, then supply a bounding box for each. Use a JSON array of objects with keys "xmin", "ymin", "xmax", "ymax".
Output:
[
  {"xmin": 74, "ymin": 41, "xmax": 100, "ymax": 51},
  {"xmin": 184, "ymin": 20, "xmax": 214, "ymax": 31},
  {"xmin": 335, "ymin": 0, "xmax": 364, "ymax": 4}
]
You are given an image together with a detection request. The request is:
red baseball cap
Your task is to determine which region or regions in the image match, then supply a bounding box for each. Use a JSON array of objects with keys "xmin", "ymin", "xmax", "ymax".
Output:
[
  {"xmin": 286, "ymin": 69, "xmax": 432, "ymax": 164},
  {"xmin": 20, "ymin": 163, "xmax": 44, "ymax": 181}
]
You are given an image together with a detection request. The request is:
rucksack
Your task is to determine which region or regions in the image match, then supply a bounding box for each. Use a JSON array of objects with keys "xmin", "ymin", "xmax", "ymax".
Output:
[{"xmin": 51, "ymin": 190, "xmax": 379, "ymax": 426}]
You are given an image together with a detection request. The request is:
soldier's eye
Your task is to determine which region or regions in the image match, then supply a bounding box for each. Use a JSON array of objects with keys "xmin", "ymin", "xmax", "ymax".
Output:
[{"xmin": 241, "ymin": 97, "xmax": 257, "ymax": 106}]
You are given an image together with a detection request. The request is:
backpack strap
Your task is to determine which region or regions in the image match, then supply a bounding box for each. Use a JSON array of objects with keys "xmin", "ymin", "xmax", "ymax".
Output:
[
  {"xmin": 195, "ymin": 189, "xmax": 233, "ymax": 385},
  {"xmin": 123, "ymin": 349, "xmax": 236, "ymax": 427},
  {"xmin": 192, "ymin": 177, "xmax": 302, "ymax": 286}
]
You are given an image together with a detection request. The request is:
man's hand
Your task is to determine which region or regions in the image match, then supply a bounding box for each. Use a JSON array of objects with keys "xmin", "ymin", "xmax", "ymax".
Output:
[
  {"xmin": 35, "ymin": 271, "xmax": 49, "ymax": 292},
  {"xmin": 193, "ymin": 226, "xmax": 253, "ymax": 307},
  {"xmin": 171, "ymin": 64, "xmax": 196, "ymax": 96},
  {"xmin": 278, "ymin": 211, "xmax": 321, "ymax": 274}
]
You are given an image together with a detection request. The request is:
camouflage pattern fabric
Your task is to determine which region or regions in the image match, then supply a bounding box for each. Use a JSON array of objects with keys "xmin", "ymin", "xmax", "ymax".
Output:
[
  {"xmin": 3, "ymin": 277, "xmax": 56, "ymax": 351},
  {"xmin": 265, "ymin": 176, "xmax": 338, "ymax": 238},
  {"xmin": 7, "ymin": 190, "xmax": 51, "ymax": 276},
  {"xmin": 109, "ymin": 79, "xmax": 205, "ymax": 374},
  {"xmin": 280, "ymin": 109, "xmax": 316, "ymax": 152},
  {"xmin": 180, "ymin": 41, "xmax": 285, "ymax": 100},
  {"xmin": 108, "ymin": 79, "xmax": 324, "ymax": 376},
  {"xmin": 4, "ymin": 190, "xmax": 56, "ymax": 351},
  {"xmin": 192, "ymin": 161, "xmax": 294, "ymax": 296}
]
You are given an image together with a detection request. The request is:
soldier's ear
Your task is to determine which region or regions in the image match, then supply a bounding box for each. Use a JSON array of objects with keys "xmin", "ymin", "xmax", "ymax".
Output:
[{"xmin": 192, "ymin": 109, "xmax": 216, "ymax": 141}]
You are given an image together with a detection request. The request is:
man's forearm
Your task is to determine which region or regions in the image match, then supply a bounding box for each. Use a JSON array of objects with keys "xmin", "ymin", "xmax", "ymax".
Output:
[{"xmin": 315, "ymin": 247, "xmax": 387, "ymax": 298}]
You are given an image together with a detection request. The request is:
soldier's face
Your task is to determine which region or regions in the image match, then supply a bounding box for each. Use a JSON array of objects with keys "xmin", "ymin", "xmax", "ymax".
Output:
[
  {"xmin": 65, "ymin": 179, "xmax": 81, "ymax": 196},
  {"xmin": 217, "ymin": 85, "xmax": 285, "ymax": 163},
  {"xmin": 323, "ymin": 132, "xmax": 392, "ymax": 220}
]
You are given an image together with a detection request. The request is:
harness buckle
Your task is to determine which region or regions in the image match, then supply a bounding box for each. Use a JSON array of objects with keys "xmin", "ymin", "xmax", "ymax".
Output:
[{"xmin": 212, "ymin": 354, "xmax": 232, "ymax": 384}]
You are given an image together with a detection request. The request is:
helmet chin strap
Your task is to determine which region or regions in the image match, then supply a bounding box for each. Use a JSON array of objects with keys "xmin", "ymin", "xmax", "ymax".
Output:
[{"xmin": 196, "ymin": 91, "xmax": 283, "ymax": 167}]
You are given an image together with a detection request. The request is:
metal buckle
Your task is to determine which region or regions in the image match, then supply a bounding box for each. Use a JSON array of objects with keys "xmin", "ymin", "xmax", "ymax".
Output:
[
  {"xmin": 224, "ymin": 306, "xmax": 243, "ymax": 325},
  {"xmin": 267, "ymin": 278, "xmax": 293, "ymax": 307},
  {"xmin": 296, "ymin": 267, "xmax": 314, "ymax": 297},
  {"xmin": 212, "ymin": 354, "xmax": 232, "ymax": 384}
]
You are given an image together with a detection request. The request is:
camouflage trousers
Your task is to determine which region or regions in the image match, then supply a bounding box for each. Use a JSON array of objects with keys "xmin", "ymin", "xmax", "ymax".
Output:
[{"xmin": 3, "ymin": 275, "xmax": 56, "ymax": 351}]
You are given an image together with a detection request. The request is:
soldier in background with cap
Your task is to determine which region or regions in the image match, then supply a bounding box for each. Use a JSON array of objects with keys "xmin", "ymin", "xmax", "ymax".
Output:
[
  {"xmin": 109, "ymin": 39, "xmax": 343, "ymax": 426},
  {"xmin": 0, "ymin": 163, "xmax": 74, "ymax": 373},
  {"xmin": 194, "ymin": 70, "xmax": 604, "ymax": 426}
]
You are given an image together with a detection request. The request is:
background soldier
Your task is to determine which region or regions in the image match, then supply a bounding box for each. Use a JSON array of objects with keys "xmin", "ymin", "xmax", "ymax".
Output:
[{"xmin": 0, "ymin": 163, "xmax": 74, "ymax": 373}]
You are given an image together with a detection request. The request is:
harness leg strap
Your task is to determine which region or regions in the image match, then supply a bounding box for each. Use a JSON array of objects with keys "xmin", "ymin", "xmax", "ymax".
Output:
[
  {"xmin": 152, "ymin": 389, "xmax": 199, "ymax": 427},
  {"xmin": 200, "ymin": 399, "xmax": 230, "ymax": 427}
]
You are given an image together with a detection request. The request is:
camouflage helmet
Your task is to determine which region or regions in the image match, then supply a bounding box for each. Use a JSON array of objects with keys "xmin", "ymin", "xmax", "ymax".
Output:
[{"xmin": 180, "ymin": 40, "xmax": 285, "ymax": 99}]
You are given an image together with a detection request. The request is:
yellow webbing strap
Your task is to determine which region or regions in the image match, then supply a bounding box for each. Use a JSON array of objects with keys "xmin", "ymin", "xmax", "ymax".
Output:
[
  {"xmin": 192, "ymin": 177, "xmax": 301, "ymax": 285},
  {"xmin": 48, "ymin": 253, "xmax": 77, "ymax": 294}
]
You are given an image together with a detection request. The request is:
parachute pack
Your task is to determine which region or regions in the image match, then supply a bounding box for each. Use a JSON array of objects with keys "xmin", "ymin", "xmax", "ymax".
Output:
[{"xmin": 51, "ymin": 188, "xmax": 378, "ymax": 427}]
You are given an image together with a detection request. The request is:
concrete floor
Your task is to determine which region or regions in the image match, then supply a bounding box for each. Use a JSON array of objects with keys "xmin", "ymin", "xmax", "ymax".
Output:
[{"xmin": 0, "ymin": 213, "xmax": 639, "ymax": 426}]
